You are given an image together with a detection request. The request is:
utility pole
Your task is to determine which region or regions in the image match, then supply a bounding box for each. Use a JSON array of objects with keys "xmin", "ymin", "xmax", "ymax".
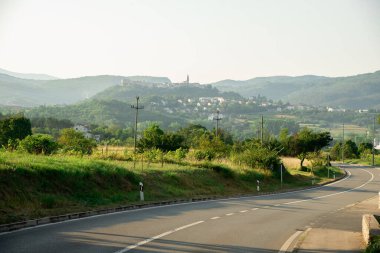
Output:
[
  {"xmin": 131, "ymin": 96, "xmax": 144, "ymax": 153},
  {"xmin": 342, "ymin": 123, "xmax": 345, "ymax": 163},
  {"xmin": 261, "ymin": 115, "xmax": 264, "ymax": 145},
  {"xmin": 373, "ymin": 116, "xmax": 376, "ymax": 166},
  {"xmin": 213, "ymin": 110, "xmax": 222, "ymax": 137}
]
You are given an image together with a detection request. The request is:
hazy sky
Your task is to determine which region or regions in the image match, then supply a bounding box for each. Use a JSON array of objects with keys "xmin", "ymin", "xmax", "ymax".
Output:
[{"xmin": 0, "ymin": 0, "xmax": 379, "ymax": 83}]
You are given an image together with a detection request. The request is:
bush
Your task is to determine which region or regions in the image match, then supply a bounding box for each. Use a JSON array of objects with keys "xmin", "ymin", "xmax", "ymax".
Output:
[
  {"xmin": 194, "ymin": 150, "xmax": 215, "ymax": 161},
  {"xmin": 18, "ymin": 134, "xmax": 58, "ymax": 155},
  {"xmin": 235, "ymin": 146, "xmax": 280, "ymax": 170},
  {"xmin": 174, "ymin": 147, "xmax": 188, "ymax": 162},
  {"xmin": 58, "ymin": 128, "xmax": 97, "ymax": 155},
  {"xmin": 366, "ymin": 235, "xmax": 380, "ymax": 253}
]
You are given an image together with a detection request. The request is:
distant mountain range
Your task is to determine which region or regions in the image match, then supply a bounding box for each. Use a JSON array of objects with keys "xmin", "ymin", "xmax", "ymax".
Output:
[
  {"xmin": 0, "ymin": 68, "xmax": 172, "ymax": 107},
  {"xmin": 0, "ymin": 68, "xmax": 58, "ymax": 80},
  {"xmin": 210, "ymin": 71, "xmax": 380, "ymax": 109},
  {"xmin": 0, "ymin": 67, "xmax": 379, "ymax": 109}
]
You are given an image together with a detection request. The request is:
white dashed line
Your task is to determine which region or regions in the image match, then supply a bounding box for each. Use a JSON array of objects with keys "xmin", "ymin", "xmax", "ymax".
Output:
[
  {"xmin": 210, "ymin": 216, "xmax": 220, "ymax": 220},
  {"xmin": 114, "ymin": 220, "xmax": 205, "ymax": 253},
  {"xmin": 251, "ymin": 208, "xmax": 258, "ymax": 211},
  {"xmin": 239, "ymin": 210, "xmax": 248, "ymax": 213},
  {"xmin": 226, "ymin": 213, "xmax": 234, "ymax": 216}
]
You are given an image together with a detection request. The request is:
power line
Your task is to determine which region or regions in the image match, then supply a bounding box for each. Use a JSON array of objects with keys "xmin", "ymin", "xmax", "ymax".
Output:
[
  {"xmin": 131, "ymin": 96, "xmax": 144, "ymax": 153},
  {"xmin": 341, "ymin": 123, "xmax": 344, "ymax": 163},
  {"xmin": 373, "ymin": 115, "xmax": 376, "ymax": 166},
  {"xmin": 213, "ymin": 110, "xmax": 222, "ymax": 137},
  {"xmin": 261, "ymin": 115, "xmax": 264, "ymax": 145}
]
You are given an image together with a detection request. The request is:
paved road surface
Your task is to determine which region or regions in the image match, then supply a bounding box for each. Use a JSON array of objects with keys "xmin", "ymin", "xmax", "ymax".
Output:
[{"xmin": 1, "ymin": 164, "xmax": 378, "ymax": 253}]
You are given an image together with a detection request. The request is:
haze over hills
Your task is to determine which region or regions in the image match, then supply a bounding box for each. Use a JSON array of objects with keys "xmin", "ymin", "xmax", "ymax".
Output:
[
  {"xmin": 0, "ymin": 68, "xmax": 172, "ymax": 107},
  {"xmin": 0, "ymin": 67, "xmax": 380, "ymax": 109},
  {"xmin": 0, "ymin": 68, "xmax": 58, "ymax": 80},
  {"xmin": 210, "ymin": 71, "xmax": 380, "ymax": 109}
]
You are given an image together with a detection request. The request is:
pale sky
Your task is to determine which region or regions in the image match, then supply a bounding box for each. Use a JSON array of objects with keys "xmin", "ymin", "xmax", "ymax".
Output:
[{"xmin": 0, "ymin": 0, "xmax": 379, "ymax": 83}]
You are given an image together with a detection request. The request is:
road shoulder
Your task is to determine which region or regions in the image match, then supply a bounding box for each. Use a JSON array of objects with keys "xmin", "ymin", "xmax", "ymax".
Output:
[{"xmin": 294, "ymin": 196, "xmax": 379, "ymax": 252}]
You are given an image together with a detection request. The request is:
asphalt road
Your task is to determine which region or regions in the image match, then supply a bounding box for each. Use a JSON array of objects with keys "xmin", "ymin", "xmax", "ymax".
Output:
[{"xmin": 1, "ymin": 164, "xmax": 378, "ymax": 253}]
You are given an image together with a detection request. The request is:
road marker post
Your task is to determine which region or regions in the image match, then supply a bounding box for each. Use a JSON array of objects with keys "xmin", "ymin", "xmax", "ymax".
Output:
[
  {"xmin": 378, "ymin": 192, "xmax": 380, "ymax": 209},
  {"xmin": 139, "ymin": 182, "xmax": 144, "ymax": 201},
  {"xmin": 257, "ymin": 180, "xmax": 260, "ymax": 192}
]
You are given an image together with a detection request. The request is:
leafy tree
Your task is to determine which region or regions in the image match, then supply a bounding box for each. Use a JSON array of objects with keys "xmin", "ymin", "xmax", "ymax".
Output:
[
  {"xmin": 330, "ymin": 140, "xmax": 359, "ymax": 160},
  {"xmin": 343, "ymin": 140, "xmax": 359, "ymax": 158},
  {"xmin": 177, "ymin": 124, "xmax": 208, "ymax": 148},
  {"xmin": 358, "ymin": 142, "xmax": 373, "ymax": 155},
  {"xmin": 58, "ymin": 128, "xmax": 97, "ymax": 155},
  {"xmin": 198, "ymin": 134, "xmax": 229, "ymax": 159},
  {"xmin": 161, "ymin": 132, "xmax": 186, "ymax": 152},
  {"xmin": 289, "ymin": 128, "xmax": 332, "ymax": 168},
  {"xmin": 19, "ymin": 134, "xmax": 58, "ymax": 155},
  {"xmin": 231, "ymin": 140, "xmax": 280, "ymax": 169},
  {"xmin": 137, "ymin": 124, "xmax": 164, "ymax": 151},
  {"xmin": 0, "ymin": 115, "xmax": 32, "ymax": 148},
  {"xmin": 174, "ymin": 147, "xmax": 187, "ymax": 162},
  {"xmin": 329, "ymin": 142, "xmax": 341, "ymax": 161},
  {"xmin": 138, "ymin": 124, "xmax": 186, "ymax": 152}
]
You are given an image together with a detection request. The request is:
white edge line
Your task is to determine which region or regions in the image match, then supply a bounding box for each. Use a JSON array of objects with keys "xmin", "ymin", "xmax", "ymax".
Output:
[
  {"xmin": 114, "ymin": 220, "xmax": 204, "ymax": 253},
  {"xmin": 0, "ymin": 166, "xmax": 351, "ymax": 236},
  {"xmin": 282, "ymin": 169, "xmax": 373, "ymax": 205},
  {"xmin": 278, "ymin": 230, "xmax": 304, "ymax": 253}
]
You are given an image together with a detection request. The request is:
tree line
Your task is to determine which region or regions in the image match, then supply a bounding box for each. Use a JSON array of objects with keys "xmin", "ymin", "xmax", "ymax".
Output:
[{"xmin": 1, "ymin": 114, "xmax": 378, "ymax": 170}]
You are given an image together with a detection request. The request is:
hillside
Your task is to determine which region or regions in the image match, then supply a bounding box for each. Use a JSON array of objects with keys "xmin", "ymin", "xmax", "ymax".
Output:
[
  {"xmin": 211, "ymin": 71, "xmax": 380, "ymax": 109},
  {"xmin": 0, "ymin": 67, "xmax": 58, "ymax": 80},
  {"xmin": 93, "ymin": 81, "xmax": 242, "ymax": 102},
  {"xmin": 0, "ymin": 70, "xmax": 172, "ymax": 106},
  {"xmin": 25, "ymin": 99, "xmax": 187, "ymax": 128}
]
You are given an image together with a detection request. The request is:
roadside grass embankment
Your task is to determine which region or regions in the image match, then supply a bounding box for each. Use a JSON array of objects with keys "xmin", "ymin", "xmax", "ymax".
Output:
[{"xmin": 0, "ymin": 152, "xmax": 342, "ymax": 225}]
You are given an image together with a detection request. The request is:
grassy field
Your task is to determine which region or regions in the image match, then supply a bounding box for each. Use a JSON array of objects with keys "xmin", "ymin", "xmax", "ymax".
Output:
[{"xmin": 0, "ymin": 151, "xmax": 342, "ymax": 225}]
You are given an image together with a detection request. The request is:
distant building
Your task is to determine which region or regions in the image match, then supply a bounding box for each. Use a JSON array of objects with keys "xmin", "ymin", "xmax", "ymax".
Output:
[{"xmin": 73, "ymin": 124, "xmax": 100, "ymax": 141}]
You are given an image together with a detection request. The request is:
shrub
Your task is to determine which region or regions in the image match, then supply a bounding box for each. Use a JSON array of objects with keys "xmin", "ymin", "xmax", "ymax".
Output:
[
  {"xmin": 58, "ymin": 128, "xmax": 97, "ymax": 155},
  {"xmin": 19, "ymin": 134, "xmax": 58, "ymax": 155},
  {"xmin": 174, "ymin": 147, "xmax": 187, "ymax": 162},
  {"xmin": 194, "ymin": 150, "xmax": 215, "ymax": 161},
  {"xmin": 236, "ymin": 146, "xmax": 280, "ymax": 170}
]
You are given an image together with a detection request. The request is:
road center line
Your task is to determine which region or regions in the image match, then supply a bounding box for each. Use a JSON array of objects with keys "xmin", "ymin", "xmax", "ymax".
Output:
[
  {"xmin": 226, "ymin": 213, "xmax": 234, "ymax": 216},
  {"xmin": 114, "ymin": 220, "xmax": 204, "ymax": 253},
  {"xmin": 251, "ymin": 208, "xmax": 258, "ymax": 211},
  {"xmin": 211, "ymin": 216, "xmax": 220, "ymax": 220},
  {"xmin": 239, "ymin": 210, "xmax": 248, "ymax": 213}
]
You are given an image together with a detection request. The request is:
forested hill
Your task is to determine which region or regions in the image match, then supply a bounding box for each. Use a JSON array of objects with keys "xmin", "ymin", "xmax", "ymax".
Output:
[
  {"xmin": 93, "ymin": 82, "xmax": 242, "ymax": 102},
  {"xmin": 211, "ymin": 71, "xmax": 380, "ymax": 109},
  {"xmin": 26, "ymin": 99, "xmax": 187, "ymax": 128}
]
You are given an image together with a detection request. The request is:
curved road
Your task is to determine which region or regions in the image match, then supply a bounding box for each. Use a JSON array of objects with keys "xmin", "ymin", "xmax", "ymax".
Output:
[{"xmin": 1, "ymin": 165, "xmax": 379, "ymax": 253}]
